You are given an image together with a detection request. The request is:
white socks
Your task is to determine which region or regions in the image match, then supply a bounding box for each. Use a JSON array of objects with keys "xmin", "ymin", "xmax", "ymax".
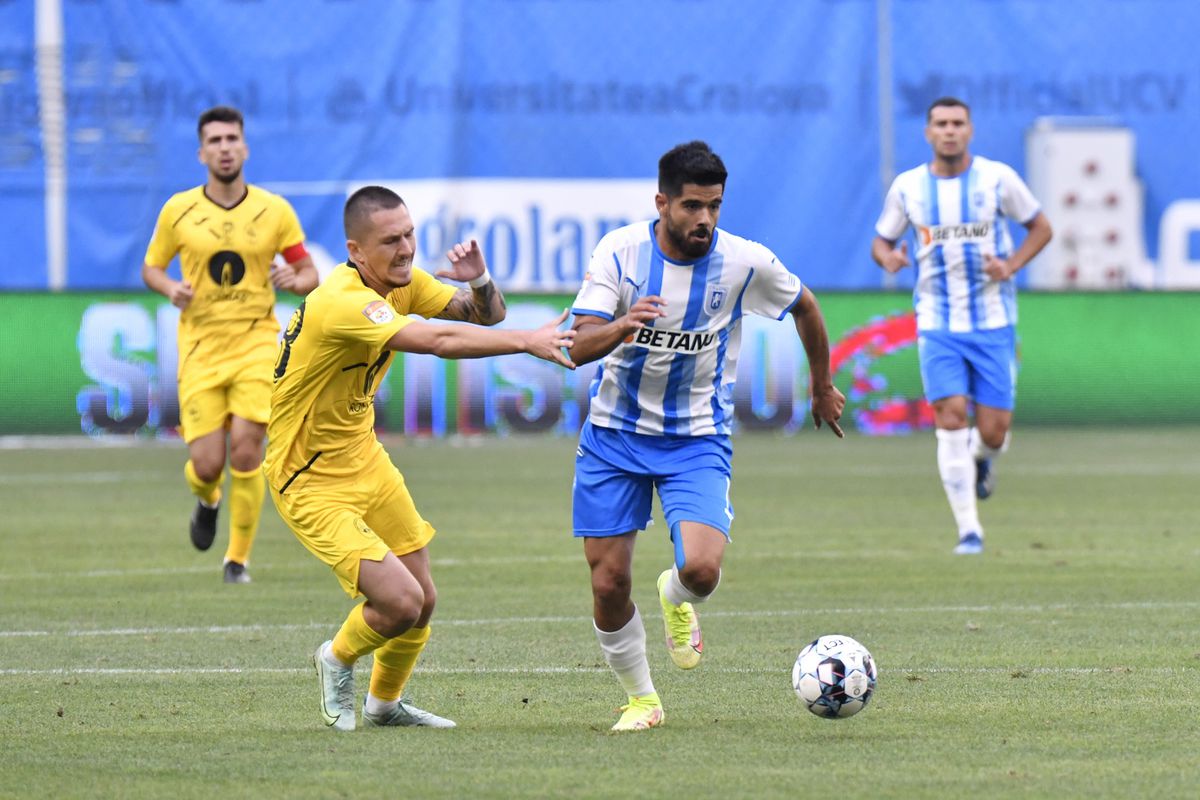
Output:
[
  {"xmin": 662, "ymin": 564, "xmax": 716, "ymax": 607},
  {"xmin": 594, "ymin": 608, "xmax": 656, "ymax": 698},
  {"xmin": 936, "ymin": 428, "xmax": 982, "ymax": 537},
  {"xmin": 321, "ymin": 641, "xmax": 352, "ymax": 669},
  {"xmin": 970, "ymin": 427, "xmax": 1010, "ymax": 461},
  {"xmin": 364, "ymin": 693, "xmax": 397, "ymax": 716}
]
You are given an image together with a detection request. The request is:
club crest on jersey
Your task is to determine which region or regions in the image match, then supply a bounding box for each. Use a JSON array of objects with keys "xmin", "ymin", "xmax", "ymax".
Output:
[
  {"xmin": 704, "ymin": 283, "xmax": 729, "ymax": 315},
  {"xmin": 362, "ymin": 300, "xmax": 395, "ymax": 324}
]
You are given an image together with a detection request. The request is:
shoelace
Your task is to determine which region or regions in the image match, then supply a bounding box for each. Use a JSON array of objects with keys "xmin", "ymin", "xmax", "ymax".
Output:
[
  {"xmin": 393, "ymin": 700, "xmax": 435, "ymax": 723},
  {"xmin": 334, "ymin": 668, "xmax": 354, "ymax": 710},
  {"xmin": 665, "ymin": 602, "xmax": 695, "ymax": 644}
]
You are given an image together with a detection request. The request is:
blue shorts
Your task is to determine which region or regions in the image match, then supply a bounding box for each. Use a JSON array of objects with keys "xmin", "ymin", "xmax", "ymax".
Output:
[
  {"xmin": 572, "ymin": 422, "xmax": 734, "ymax": 541},
  {"xmin": 917, "ymin": 326, "xmax": 1017, "ymax": 410}
]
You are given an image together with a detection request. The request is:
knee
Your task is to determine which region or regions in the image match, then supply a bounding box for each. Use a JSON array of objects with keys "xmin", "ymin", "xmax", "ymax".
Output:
[
  {"xmin": 937, "ymin": 411, "xmax": 969, "ymax": 430},
  {"xmin": 375, "ymin": 590, "xmax": 424, "ymax": 638},
  {"xmin": 933, "ymin": 397, "xmax": 969, "ymax": 430},
  {"xmin": 591, "ymin": 566, "xmax": 632, "ymax": 608},
  {"xmin": 981, "ymin": 431, "xmax": 1006, "ymax": 449},
  {"xmin": 228, "ymin": 439, "xmax": 263, "ymax": 472},
  {"xmin": 191, "ymin": 456, "xmax": 224, "ymax": 483},
  {"xmin": 679, "ymin": 562, "xmax": 720, "ymax": 596},
  {"xmin": 419, "ymin": 584, "xmax": 437, "ymax": 623},
  {"xmin": 979, "ymin": 423, "xmax": 1010, "ymax": 449}
]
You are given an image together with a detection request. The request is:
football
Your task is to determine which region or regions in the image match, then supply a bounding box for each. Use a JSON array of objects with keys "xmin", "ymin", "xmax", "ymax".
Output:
[{"xmin": 792, "ymin": 634, "xmax": 877, "ymax": 718}]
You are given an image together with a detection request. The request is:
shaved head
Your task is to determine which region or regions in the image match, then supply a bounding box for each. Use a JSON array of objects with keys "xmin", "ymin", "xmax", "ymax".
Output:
[{"xmin": 344, "ymin": 186, "xmax": 405, "ymax": 240}]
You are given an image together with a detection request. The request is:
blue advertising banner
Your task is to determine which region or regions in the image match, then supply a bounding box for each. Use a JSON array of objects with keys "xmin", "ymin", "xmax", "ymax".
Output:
[
  {"xmin": 2, "ymin": 1, "xmax": 1198, "ymax": 291},
  {"xmin": 0, "ymin": 0, "xmax": 45, "ymax": 287},
  {"xmin": 886, "ymin": 0, "xmax": 1200, "ymax": 289}
]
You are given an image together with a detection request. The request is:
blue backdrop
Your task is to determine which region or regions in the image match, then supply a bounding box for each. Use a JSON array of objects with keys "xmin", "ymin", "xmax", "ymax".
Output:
[{"xmin": 2, "ymin": 0, "xmax": 1197, "ymax": 290}]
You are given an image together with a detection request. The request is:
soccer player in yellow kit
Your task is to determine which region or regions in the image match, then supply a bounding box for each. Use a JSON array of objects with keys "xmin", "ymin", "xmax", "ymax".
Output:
[
  {"xmin": 265, "ymin": 185, "xmax": 575, "ymax": 731},
  {"xmin": 143, "ymin": 106, "xmax": 318, "ymax": 584}
]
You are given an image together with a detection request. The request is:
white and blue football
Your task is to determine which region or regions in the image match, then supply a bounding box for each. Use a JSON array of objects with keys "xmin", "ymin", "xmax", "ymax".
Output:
[{"xmin": 792, "ymin": 634, "xmax": 877, "ymax": 719}]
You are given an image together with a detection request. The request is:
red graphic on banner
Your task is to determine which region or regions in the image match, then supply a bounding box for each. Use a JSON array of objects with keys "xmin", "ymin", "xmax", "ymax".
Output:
[{"xmin": 830, "ymin": 311, "xmax": 934, "ymax": 435}]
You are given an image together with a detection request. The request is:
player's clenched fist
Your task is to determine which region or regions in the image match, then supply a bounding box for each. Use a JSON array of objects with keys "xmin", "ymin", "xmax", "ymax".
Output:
[{"xmin": 168, "ymin": 280, "xmax": 194, "ymax": 310}]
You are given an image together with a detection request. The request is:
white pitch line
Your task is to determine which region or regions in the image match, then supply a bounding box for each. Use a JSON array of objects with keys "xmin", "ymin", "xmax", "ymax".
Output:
[
  {"xmin": 0, "ymin": 565, "xmax": 271, "ymax": 582},
  {"xmin": 0, "ymin": 666, "xmax": 601, "ymax": 676},
  {"xmin": 3, "ymin": 600, "xmax": 1198, "ymax": 639},
  {"xmin": 0, "ymin": 436, "xmax": 177, "ymax": 450},
  {"xmin": 0, "ymin": 622, "xmax": 331, "ymax": 638},
  {"xmin": 0, "ymin": 470, "xmax": 164, "ymax": 485},
  {"xmin": 2, "ymin": 543, "xmax": 1174, "ymax": 583},
  {"xmin": 4, "ymin": 459, "xmax": 1198, "ymax": 478},
  {"xmin": 0, "ymin": 565, "xmax": 227, "ymax": 581},
  {"xmin": 0, "ymin": 665, "xmax": 1194, "ymax": 677},
  {"xmin": 0, "ymin": 555, "xmax": 585, "ymax": 582}
]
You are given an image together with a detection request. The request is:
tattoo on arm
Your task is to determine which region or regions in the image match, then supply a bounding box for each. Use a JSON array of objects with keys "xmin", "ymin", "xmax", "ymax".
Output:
[{"xmin": 435, "ymin": 284, "xmax": 507, "ymax": 324}]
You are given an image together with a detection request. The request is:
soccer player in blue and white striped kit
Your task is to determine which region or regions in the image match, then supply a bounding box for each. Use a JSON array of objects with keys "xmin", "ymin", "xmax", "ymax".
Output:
[
  {"xmin": 872, "ymin": 97, "xmax": 1052, "ymax": 555},
  {"xmin": 570, "ymin": 141, "xmax": 846, "ymax": 731}
]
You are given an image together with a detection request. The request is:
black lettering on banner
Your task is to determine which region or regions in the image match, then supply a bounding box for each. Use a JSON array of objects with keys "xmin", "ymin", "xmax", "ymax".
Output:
[{"xmin": 274, "ymin": 301, "xmax": 306, "ymax": 380}]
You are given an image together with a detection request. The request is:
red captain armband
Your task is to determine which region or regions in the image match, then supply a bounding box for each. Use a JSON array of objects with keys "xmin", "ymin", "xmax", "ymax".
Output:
[{"xmin": 281, "ymin": 242, "xmax": 309, "ymax": 264}]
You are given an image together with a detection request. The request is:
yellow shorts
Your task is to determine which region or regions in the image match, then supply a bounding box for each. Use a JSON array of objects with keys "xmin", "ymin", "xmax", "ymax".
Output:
[
  {"xmin": 177, "ymin": 328, "xmax": 276, "ymax": 442},
  {"xmin": 268, "ymin": 446, "xmax": 436, "ymax": 598}
]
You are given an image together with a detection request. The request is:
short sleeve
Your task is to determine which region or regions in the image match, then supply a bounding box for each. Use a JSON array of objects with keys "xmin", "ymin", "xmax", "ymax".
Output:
[
  {"xmin": 741, "ymin": 242, "xmax": 804, "ymax": 321},
  {"xmin": 326, "ymin": 289, "xmax": 410, "ymax": 349},
  {"xmin": 572, "ymin": 238, "xmax": 623, "ymax": 321},
  {"xmin": 997, "ymin": 164, "xmax": 1041, "ymax": 224},
  {"xmin": 143, "ymin": 201, "xmax": 179, "ymax": 268},
  {"xmin": 397, "ymin": 268, "xmax": 457, "ymax": 319},
  {"xmin": 274, "ymin": 196, "xmax": 306, "ymax": 250},
  {"xmin": 874, "ymin": 178, "xmax": 910, "ymax": 242}
]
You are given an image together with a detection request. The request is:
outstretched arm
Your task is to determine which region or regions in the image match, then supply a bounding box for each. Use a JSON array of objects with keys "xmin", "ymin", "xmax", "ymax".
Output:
[
  {"xmin": 435, "ymin": 240, "xmax": 507, "ymax": 325},
  {"xmin": 386, "ymin": 308, "xmax": 575, "ymax": 368},
  {"xmin": 790, "ymin": 289, "xmax": 846, "ymax": 438},
  {"xmin": 569, "ymin": 295, "xmax": 668, "ymax": 366}
]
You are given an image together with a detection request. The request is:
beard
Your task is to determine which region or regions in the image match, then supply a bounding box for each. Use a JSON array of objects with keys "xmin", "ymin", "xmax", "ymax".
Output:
[
  {"xmin": 212, "ymin": 166, "xmax": 242, "ymax": 185},
  {"xmin": 665, "ymin": 220, "xmax": 712, "ymax": 259}
]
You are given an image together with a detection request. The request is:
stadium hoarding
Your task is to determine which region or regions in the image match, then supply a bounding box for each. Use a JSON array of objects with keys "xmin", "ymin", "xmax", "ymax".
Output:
[
  {"xmin": 11, "ymin": 0, "xmax": 1200, "ymax": 292},
  {"xmin": 1, "ymin": 291, "xmax": 1197, "ymax": 438}
]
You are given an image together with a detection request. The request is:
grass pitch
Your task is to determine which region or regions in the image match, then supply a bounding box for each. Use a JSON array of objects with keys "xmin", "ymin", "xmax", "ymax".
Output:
[{"xmin": 1, "ymin": 428, "xmax": 1197, "ymax": 799}]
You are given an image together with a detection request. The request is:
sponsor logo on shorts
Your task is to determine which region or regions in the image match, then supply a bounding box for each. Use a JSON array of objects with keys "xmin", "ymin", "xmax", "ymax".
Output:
[{"xmin": 362, "ymin": 301, "xmax": 396, "ymax": 324}]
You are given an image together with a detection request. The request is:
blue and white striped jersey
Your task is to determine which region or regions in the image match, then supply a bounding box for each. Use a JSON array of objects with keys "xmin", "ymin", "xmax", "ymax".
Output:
[
  {"xmin": 572, "ymin": 220, "xmax": 803, "ymax": 437},
  {"xmin": 875, "ymin": 155, "xmax": 1041, "ymax": 333}
]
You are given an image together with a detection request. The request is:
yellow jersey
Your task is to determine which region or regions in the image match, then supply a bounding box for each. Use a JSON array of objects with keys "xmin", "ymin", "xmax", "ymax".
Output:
[
  {"xmin": 144, "ymin": 185, "xmax": 306, "ymax": 347},
  {"xmin": 264, "ymin": 263, "xmax": 456, "ymax": 489}
]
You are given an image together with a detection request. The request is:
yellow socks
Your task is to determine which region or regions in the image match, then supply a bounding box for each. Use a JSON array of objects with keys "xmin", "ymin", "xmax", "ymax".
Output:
[
  {"xmin": 369, "ymin": 625, "xmax": 430, "ymax": 702},
  {"xmin": 331, "ymin": 603, "xmax": 391, "ymax": 666},
  {"xmin": 224, "ymin": 466, "xmax": 265, "ymax": 565},
  {"xmin": 184, "ymin": 460, "xmax": 222, "ymax": 506}
]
